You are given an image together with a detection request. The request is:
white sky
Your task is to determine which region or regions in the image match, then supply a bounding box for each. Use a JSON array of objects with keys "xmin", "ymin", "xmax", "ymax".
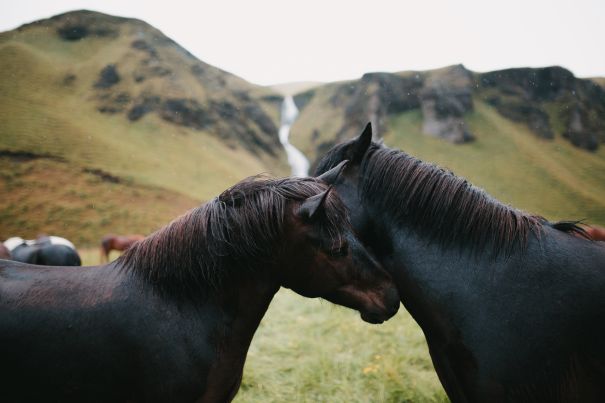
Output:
[{"xmin": 2, "ymin": 0, "xmax": 604, "ymax": 86}]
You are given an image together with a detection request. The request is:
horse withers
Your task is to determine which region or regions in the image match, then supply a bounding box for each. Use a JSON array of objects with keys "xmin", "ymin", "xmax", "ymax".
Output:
[
  {"xmin": 0, "ymin": 166, "xmax": 399, "ymax": 402},
  {"xmin": 315, "ymin": 123, "xmax": 605, "ymax": 403},
  {"xmin": 3, "ymin": 235, "xmax": 81, "ymax": 266}
]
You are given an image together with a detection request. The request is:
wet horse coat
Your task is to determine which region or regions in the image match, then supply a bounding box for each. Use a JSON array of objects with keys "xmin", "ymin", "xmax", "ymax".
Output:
[
  {"xmin": 315, "ymin": 124, "xmax": 605, "ymax": 403},
  {"xmin": 0, "ymin": 173, "xmax": 399, "ymax": 402}
]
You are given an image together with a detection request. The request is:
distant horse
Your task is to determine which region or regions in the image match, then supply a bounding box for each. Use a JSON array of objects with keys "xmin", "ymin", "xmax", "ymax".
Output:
[
  {"xmin": 0, "ymin": 242, "xmax": 10, "ymax": 259},
  {"xmin": 316, "ymin": 123, "xmax": 605, "ymax": 403},
  {"xmin": 0, "ymin": 168, "xmax": 400, "ymax": 402},
  {"xmin": 583, "ymin": 224, "xmax": 605, "ymax": 242},
  {"xmin": 3, "ymin": 235, "xmax": 81, "ymax": 266},
  {"xmin": 100, "ymin": 234, "xmax": 145, "ymax": 263}
]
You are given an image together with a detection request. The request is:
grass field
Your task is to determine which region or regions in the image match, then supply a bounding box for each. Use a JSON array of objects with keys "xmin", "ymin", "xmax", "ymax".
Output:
[{"xmin": 79, "ymin": 249, "xmax": 448, "ymax": 402}]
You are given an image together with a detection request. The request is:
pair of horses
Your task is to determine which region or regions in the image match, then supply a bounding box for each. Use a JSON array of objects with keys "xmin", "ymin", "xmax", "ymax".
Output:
[
  {"xmin": 2, "ymin": 235, "xmax": 81, "ymax": 266},
  {"xmin": 0, "ymin": 165, "xmax": 400, "ymax": 402},
  {"xmin": 2, "ymin": 124, "xmax": 603, "ymax": 402}
]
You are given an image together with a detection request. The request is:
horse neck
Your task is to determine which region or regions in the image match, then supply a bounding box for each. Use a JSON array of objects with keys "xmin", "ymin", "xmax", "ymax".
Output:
[{"xmin": 366, "ymin": 203, "xmax": 535, "ymax": 341}]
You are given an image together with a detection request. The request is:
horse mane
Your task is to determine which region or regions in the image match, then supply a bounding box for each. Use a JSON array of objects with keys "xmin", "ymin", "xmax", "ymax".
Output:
[
  {"xmin": 118, "ymin": 175, "xmax": 349, "ymax": 297},
  {"xmin": 359, "ymin": 144, "xmax": 546, "ymax": 256},
  {"xmin": 550, "ymin": 220, "xmax": 591, "ymax": 239}
]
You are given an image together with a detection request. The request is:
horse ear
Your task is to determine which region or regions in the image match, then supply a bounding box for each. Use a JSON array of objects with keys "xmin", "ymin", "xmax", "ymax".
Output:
[
  {"xmin": 316, "ymin": 160, "xmax": 348, "ymax": 185},
  {"xmin": 298, "ymin": 188, "xmax": 331, "ymax": 221},
  {"xmin": 350, "ymin": 122, "xmax": 372, "ymax": 163}
]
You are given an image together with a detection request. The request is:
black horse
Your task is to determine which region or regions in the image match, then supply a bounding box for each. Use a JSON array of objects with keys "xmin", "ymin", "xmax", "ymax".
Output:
[
  {"xmin": 4, "ymin": 236, "xmax": 81, "ymax": 266},
  {"xmin": 316, "ymin": 123, "xmax": 605, "ymax": 403},
  {"xmin": 0, "ymin": 168, "xmax": 399, "ymax": 402}
]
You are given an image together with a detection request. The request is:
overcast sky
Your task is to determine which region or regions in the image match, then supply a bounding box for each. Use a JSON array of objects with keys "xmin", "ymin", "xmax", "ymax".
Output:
[{"xmin": 2, "ymin": 0, "xmax": 604, "ymax": 85}]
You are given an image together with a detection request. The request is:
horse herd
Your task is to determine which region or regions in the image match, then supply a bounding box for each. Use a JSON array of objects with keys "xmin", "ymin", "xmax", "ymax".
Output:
[{"xmin": 1, "ymin": 124, "xmax": 604, "ymax": 402}]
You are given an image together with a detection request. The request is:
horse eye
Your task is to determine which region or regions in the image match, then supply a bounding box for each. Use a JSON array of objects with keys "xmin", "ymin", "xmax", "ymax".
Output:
[{"xmin": 329, "ymin": 244, "xmax": 348, "ymax": 257}]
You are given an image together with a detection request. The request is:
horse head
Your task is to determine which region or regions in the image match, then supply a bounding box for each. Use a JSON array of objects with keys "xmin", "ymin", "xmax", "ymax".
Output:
[{"xmin": 280, "ymin": 163, "xmax": 399, "ymax": 324}]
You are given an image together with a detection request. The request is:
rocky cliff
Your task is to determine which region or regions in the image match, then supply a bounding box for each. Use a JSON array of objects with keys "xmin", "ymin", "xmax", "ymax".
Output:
[{"xmin": 293, "ymin": 65, "xmax": 605, "ymax": 160}]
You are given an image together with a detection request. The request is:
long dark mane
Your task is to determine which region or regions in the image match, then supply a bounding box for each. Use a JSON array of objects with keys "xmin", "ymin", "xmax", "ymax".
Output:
[
  {"xmin": 119, "ymin": 176, "xmax": 349, "ymax": 296},
  {"xmin": 318, "ymin": 142, "xmax": 547, "ymax": 256}
]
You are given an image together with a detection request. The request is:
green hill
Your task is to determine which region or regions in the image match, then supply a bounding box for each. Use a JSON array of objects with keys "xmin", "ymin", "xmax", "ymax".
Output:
[
  {"xmin": 2, "ymin": 10, "xmax": 604, "ymax": 242},
  {"xmin": 0, "ymin": 10, "xmax": 287, "ymax": 244},
  {"xmin": 290, "ymin": 65, "xmax": 605, "ymax": 226}
]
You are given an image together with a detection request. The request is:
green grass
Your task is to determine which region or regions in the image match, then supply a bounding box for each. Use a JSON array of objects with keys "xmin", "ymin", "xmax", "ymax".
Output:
[
  {"xmin": 235, "ymin": 290, "xmax": 447, "ymax": 403},
  {"xmin": 78, "ymin": 249, "xmax": 448, "ymax": 403}
]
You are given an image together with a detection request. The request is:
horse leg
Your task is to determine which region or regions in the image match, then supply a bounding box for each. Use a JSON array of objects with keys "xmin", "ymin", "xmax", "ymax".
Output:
[{"xmin": 427, "ymin": 341, "xmax": 480, "ymax": 403}]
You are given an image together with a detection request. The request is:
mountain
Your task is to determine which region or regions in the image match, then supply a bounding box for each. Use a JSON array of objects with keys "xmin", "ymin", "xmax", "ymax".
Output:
[
  {"xmin": 289, "ymin": 65, "xmax": 605, "ymax": 225},
  {"xmin": 0, "ymin": 10, "xmax": 287, "ymax": 244},
  {"xmin": 2, "ymin": 10, "xmax": 604, "ymax": 242}
]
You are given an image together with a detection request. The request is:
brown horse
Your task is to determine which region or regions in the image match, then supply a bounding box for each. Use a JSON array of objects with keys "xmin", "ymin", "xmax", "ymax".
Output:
[
  {"xmin": 0, "ymin": 169, "xmax": 400, "ymax": 402},
  {"xmin": 0, "ymin": 242, "xmax": 10, "ymax": 259},
  {"xmin": 583, "ymin": 224, "xmax": 605, "ymax": 241},
  {"xmin": 100, "ymin": 234, "xmax": 145, "ymax": 263}
]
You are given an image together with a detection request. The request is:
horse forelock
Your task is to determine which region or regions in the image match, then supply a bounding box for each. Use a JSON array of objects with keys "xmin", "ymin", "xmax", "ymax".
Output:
[{"xmin": 118, "ymin": 175, "xmax": 350, "ymax": 297}]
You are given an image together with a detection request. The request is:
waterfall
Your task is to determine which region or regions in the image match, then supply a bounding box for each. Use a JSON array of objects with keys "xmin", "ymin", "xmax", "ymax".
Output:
[{"xmin": 278, "ymin": 96, "xmax": 310, "ymax": 177}]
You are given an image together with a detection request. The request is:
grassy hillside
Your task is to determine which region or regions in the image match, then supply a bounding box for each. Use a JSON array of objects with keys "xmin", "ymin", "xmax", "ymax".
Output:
[
  {"xmin": 383, "ymin": 101, "xmax": 605, "ymax": 225},
  {"xmin": 289, "ymin": 69, "xmax": 605, "ymax": 227},
  {"xmin": 0, "ymin": 155, "xmax": 197, "ymax": 245},
  {"xmin": 0, "ymin": 11, "xmax": 288, "ymax": 244}
]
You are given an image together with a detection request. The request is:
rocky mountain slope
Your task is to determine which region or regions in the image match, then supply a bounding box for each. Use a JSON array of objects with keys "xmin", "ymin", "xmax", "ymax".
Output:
[
  {"xmin": 290, "ymin": 65, "xmax": 605, "ymax": 225},
  {"xmin": 292, "ymin": 65, "xmax": 605, "ymax": 158},
  {"xmin": 0, "ymin": 10, "xmax": 286, "ymax": 244}
]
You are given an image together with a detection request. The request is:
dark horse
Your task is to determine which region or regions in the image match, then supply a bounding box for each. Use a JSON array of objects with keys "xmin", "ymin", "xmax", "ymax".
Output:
[
  {"xmin": 100, "ymin": 234, "xmax": 145, "ymax": 263},
  {"xmin": 3, "ymin": 235, "xmax": 81, "ymax": 266},
  {"xmin": 316, "ymin": 123, "xmax": 605, "ymax": 403},
  {"xmin": 0, "ymin": 169, "xmax": 399, "ymax": 402}
]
